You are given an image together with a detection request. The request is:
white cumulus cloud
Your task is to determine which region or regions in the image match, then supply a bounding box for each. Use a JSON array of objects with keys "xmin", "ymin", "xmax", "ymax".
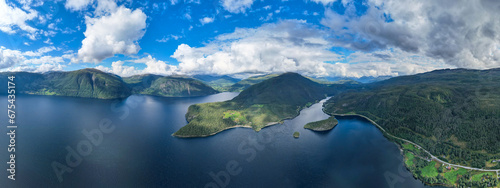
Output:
[
  {"xmin": 221, "ymin": 0, "xmax": 255, "ymax": 14},
  {"xmin": 95, "ymin": 55, "xmax": 178, "ymax": 77},
  {"xmin": 65, "ymin": 0, "xmax": 94, "ymax": 11},
  {"xmin": 95, "ymin": 61, "xmax": 140, "ymax": 77},
  {"xmin": 200, "ymin": 17, "xmax": 214, "ymax": 25},
  {"xmin": 0, "ymin": 0, "xmax": 38, "ymax": 34},
  {"xmin": 0, "ymin": 46, "xmax": 24, "ymax": 69},
  {"xmin": 23, "ymin": 46, "xmax": 58, "ymax": 57},
  {"xmin": 0, "ymin": 46, "xmax": 69, "ymax": 72},
  {"xmin": 77, "ymin": 6, "xmax": 147, "ymax": 63}
]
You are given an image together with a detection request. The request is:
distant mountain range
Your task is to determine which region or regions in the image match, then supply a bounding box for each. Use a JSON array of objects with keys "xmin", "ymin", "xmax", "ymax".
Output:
[
  {"xmin": 0, "ymin": 67, "xmax": 391, "ymax": 99},
  {"xmin": 0, "ymin": 68, "xmax": 402, "ymax": 99},
  {"xmin": 192, "ymin": 73, "xmax": 379, "ymax": 92},
  {"xmin": 0, "ymin": 68, "xmax": 217, "ymax": 99},
  {"xmin": 311, "ymin": 75, "xmax": 392, "ymax": 84}
]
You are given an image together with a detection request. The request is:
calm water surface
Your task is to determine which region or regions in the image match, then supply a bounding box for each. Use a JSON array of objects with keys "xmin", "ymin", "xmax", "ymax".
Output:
[{"xmin": 0, "ymin": 93, "xmax": 433, "ymax": 188}]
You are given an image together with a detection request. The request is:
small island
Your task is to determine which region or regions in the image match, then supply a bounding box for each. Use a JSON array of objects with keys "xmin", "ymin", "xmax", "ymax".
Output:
[
  {"xmin": 304, "ymin": 116, "xmax": 338, "ymax": 131},
  {"xmin": 293, "ymin": 132, "xmax": 300, "ymax": 138}
]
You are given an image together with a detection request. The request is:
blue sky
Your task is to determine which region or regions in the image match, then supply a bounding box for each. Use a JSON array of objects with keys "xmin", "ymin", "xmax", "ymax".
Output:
[{"xmin": 1, "ymin": 0, "xmax": 499, "ymax": 78}]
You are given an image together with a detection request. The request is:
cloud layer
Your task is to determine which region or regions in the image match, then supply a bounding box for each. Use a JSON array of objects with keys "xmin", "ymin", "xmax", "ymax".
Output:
[
  {"xmin": 321, "ymin": 0, "xmax": 500, "ymax": 69},
  {"xmin": 95, "ymin": 55, "xmax": 178, "ymax": 77},
  {"xmin": 168, "ymin": 19, "xmax": 447, "ymax": 78},
  {"xmin": 172, "ymin": 20, "xmax": 342, "ymax": 76}
]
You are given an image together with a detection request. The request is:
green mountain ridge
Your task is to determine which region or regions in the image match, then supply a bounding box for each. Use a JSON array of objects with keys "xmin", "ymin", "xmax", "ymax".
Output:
[
  {"xmin": 1, "ymin": 69, "xmax": 131, "ymax": 99},
  {"xmin": 0, "ymin": 69, "xmax": 218, "ymax": 99},
  {"xmin": 124, "ymin": 74, "xmax": 218, "ymax": 97},
  {"xmin": 232, "ymin": 72, "xmax": 327, "ymax": 106}
]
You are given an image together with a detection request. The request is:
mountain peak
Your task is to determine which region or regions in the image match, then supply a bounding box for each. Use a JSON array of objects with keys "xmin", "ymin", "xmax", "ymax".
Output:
[{"xmin": 231, "ymin": 72, "xmax": 325, "ymax": 106}]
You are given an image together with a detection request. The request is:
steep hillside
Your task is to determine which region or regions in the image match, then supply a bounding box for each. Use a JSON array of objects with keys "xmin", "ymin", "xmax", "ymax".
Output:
[
  {"xmin": 0, "ymin": 72, "xmax": 45, "ymax": 93},
  {"xmin": 1, "ymin": 69, "xmax": 131, "ymax": 99},
  {"xmin": 232, "ymin": 72, "xmax": 326, "ymax": 106},
  {"xmin": 43, "ymin": 69, "xmax": 131, "ymax": 99},
  {"xmin": 324, "ymin": 68, "xmax": 500, "ymax": 168}
]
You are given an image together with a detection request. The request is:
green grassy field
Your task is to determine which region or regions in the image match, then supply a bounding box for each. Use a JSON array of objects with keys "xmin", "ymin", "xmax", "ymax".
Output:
[
  {"xmin": 223, "ymin": 110, "xmax": 248, "ymax": 124},
  {"xmin": 444, "ymin": 168, "xmax": 467, "ymax": 184},
  {"xmin": 421, "ymin": 161, "xmax": 439, "ymax": 178},
  {"xmin": 402, "ymin": 143, "xmax": 416, "ymax": 151},
  {"xmin": 471, "ymin": 172, "xmax": 495, "ymax": 182},
  {"xmin": 405, "ymin": 152, "xmax": 415, "ymax": 166}
]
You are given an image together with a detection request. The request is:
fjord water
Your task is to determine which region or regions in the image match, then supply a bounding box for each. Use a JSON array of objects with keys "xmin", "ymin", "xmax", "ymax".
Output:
[{"xmin": 0, "ymin": 93, "xmax": 432, "ymax": 188}]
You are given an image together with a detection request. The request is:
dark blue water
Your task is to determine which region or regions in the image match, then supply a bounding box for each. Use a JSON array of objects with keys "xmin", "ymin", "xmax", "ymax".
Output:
[{"xmin": 0, "ymin": 93, "xmax": 432, "ymax": 188}]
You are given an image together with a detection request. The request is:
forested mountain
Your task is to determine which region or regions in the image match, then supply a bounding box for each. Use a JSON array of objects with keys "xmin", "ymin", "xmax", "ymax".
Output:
[
  {"xmin": 324, "ymin": 68, "xmax": 500, "ymax": 168},
  {"xmin": 1, "ymin": 69, "xmax": 131, "ymax": 99},
  {"xmin": 0, "ymin": 72, "xmax": 45, "ymax": 93},
  {"xmin": 174, "ymin": 72, "xmax": 335, "ymax": 137},
  {"xmin": 124, "ymin": 74, "xmax": 218, "ymax": 97},
  {"xmin": 0, "ymin": 69, "xmax": 218, "ymax": 99},
  {"xmin": 232, "ymin": 72, "xmax": 327, "ymax": 106}
]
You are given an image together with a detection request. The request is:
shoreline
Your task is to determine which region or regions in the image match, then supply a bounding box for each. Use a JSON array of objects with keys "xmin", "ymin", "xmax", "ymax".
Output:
[
  {"xmin": 331, "ymin": 112, "xmax": 500, "ymax": 187},
  {"xmin": 173, "ymin": 98, "xmax": 330, "ymax": 138},
  {"xmin": 330, "ymin": 113, "xmax": 386, "ymax": 132},
  {"xmin": 172, "ymin": 124, "xmax": 254, "ymax": 138},
  {"xmin": 304, "ymin": 117, "xmax": 338, "ymax": 132},
  {"xmin": 172, "ymin": 121, "xmax": 283, "ymax": 138}
]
